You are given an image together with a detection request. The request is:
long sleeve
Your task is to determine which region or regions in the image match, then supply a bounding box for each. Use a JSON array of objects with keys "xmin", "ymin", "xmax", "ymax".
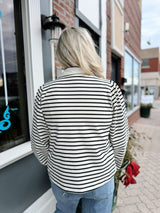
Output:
[
  {"xmin": 31, "ymin": 86, "xmax": 49, "ymax": 165},
  {"xmin": 110, "ymin": 81, "xmax": 129, "ymax": 170}
]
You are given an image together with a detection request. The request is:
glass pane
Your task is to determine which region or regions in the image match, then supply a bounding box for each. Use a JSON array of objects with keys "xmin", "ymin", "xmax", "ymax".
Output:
[
  {"xmin": 78, "ymin": 0, "xmax": 100, "ymax": 29},
  {"xmin": 133, "ymin": 60, "xmax": 140, "ymax": 107},
  {"xmin": 124, "ymin": 52, "xmax": 133, "ymax": 111},
  {"xmin": 142, "ymin": 58, "xmax": 149, "ymax": 67},
  {"xmin": 0, "ymin": 0, "xmax": 29, "ymax": 152}
]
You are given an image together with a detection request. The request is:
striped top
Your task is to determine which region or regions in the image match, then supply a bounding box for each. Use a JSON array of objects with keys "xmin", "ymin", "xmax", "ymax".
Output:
[{"xmin": 31, "ymin": 67, "xmax": 129, "ymax": 193}]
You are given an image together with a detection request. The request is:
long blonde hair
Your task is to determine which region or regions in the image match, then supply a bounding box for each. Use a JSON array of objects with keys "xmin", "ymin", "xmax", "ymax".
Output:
[{"xmin": 56, "ymin": 27, "xmax": 104, "ymax": 79}]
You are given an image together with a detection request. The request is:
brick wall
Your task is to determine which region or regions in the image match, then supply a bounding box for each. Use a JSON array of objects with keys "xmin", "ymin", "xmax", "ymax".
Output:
[
  {"xmin": 53, "ymin": 0, "xmax": 74, "ymax": 28},
  {"xmin": 124, "ymin": 0, "xmax": 141, "ymax": 60},
  {"xmin": 119, "ymin": 58, "xmax": 124, "ymax": 89},
  {"xmin": 142, "ymin": 58, "xmax": 159, "ymax": 72},
  {"xmin": 53, "ymin": 0, "xmax": 75, "ymax": 75},
  {"xmin": 128, "ymin": 109, "xmax": 140, "ymax": 126},
  {"xmin": 107, "ymin": 0, "xmax": 112, "ymax": 80}
]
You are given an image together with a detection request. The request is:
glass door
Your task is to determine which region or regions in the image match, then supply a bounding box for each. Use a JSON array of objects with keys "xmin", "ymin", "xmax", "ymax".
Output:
[{"xmin": 0, "ymin": 0, "xmax": 29, "ymax": 152}]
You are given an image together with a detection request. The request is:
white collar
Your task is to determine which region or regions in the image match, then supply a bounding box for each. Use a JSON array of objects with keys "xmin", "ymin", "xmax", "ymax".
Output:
[{"xmin": 57, "ymin": 67, "xmax": 86, "ymax": 78}]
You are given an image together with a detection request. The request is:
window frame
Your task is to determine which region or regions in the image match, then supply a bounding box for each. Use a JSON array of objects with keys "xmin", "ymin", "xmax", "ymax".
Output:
[
  {"xmin": 0, "ymin": 0, "xmax": 30, "ymax": 153},
  {"xmin": 0, "ymin": 0, "xmax": 44, "ymax": 169},
  {"xmin": 142, "ymin": 58, "xmax": 150, "ymax": 68},
  {"xmin": 75, "ymin": 0, "xmax": 101, "ymax": 36}
]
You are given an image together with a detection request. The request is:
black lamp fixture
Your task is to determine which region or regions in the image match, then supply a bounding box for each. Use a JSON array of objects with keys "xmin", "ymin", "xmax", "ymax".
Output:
[
  {"xmin": 122, "ymin": 77, "xmax": 127, "ymax": 85},
  {"xmin": 41, "ymin": 13, "xmax": 66, "ymax": 41}
]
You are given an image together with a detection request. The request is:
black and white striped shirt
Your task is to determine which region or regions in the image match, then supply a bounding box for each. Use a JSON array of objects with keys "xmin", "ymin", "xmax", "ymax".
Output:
[{"xmin": 31, "ymin": 67, "xmax": 129, "ymax": 193}]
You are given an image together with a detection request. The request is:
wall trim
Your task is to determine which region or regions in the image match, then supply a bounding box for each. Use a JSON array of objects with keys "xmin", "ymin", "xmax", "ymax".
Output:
[
  {"xmin": 118, "ymin": 0, "xmax": 124, "ymax": 8},
  {"xmin": 115, "ymin": 0, "xmax": 123, "ymax": 14},
  {"xmin": 125, "ymin": 46, "xmax": 142, "ymax": 64},
  {"xmin": 0, "ymin": 142, "xmax": 32, "ymax": 169},
  {"xmin": 112, "ymin": 47, "xmax": 124, "ymax": 57},
  {"xmin": 101, "ymin": 0, "xmax": 107, "ymax": 77},
  {"xmin": 49, "ymin": 0, "xmax": 55, "ymax": 80}
]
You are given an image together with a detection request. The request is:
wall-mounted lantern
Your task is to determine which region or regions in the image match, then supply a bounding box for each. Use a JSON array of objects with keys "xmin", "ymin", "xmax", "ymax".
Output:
[
  {"xmin": 41, "ymin": 13, "xmax": 66, "ymax": 41},
  {"xmin": 122, "ymin": 77, "xmax": 127, "ymax": 85},
  {"xmin": 125, "ymin": 22, "xmax": 130, "ymax": 33}
]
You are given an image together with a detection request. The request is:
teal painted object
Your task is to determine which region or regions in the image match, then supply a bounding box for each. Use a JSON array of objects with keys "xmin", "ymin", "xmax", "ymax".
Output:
[
  {"xmin": 0, "ymin": 106, "xmax": 18, "ymax": 133},
  {"xmin": 0, "ymin": 11, "xmax": 2, "ymax": 18},
  {"xmin": 0, "ymin": 106, "xmax": 11, "ymax": 133}
]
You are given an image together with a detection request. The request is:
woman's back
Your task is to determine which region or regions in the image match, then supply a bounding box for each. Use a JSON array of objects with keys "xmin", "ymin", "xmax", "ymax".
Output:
[{"xmin": 32, "ymin": 67, "xmax": 128, "ymax": 193}]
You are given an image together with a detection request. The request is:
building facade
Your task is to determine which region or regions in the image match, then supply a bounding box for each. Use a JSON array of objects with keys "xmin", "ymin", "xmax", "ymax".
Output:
[
  {"xmin": 141, "ymin": 47, "xmax": 160, "ymax": 99},
  {"xmin": 0, "ymin": 0, "xmax": 141, "ymax": 212},
  {"xmin": 107, "ymin": 0, "xmax": 142, "ymax": 125}
]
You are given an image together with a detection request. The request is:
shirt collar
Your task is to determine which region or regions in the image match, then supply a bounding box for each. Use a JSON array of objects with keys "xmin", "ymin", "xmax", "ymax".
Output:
[{"xmin": 57, "ymin": 67, "xmax": 86, "ymax": 78}]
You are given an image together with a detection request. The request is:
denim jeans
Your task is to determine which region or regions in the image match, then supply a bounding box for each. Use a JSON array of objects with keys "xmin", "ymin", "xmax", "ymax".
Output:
[{"xmin": 50, "ymin": 177, "xmax": 114, "ymax": 213}]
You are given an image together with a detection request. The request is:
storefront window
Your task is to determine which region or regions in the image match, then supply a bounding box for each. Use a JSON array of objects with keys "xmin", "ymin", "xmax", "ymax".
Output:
[
  {"xmin": 124, "ymin": 51, "xmax": 140, "ymax": 112},
  {"xmin": 133, "ymin": 60, "xmax": 140, "ymax": 107},
  {"xmin": 0, "ymin": 0, "xmax": 29, "ymax": 152},
  {"xmin": 124, "ymin": 52, "xmax": 133, "ymax": 111}
]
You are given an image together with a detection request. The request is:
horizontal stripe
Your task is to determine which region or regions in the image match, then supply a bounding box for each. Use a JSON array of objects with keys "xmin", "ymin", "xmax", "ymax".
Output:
[{"xmin": 31, "ymin": 74, "xmax": 129, "ymax": 193}]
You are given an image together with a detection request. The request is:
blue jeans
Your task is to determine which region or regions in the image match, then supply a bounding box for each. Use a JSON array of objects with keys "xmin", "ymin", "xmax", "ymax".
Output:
[{"xmin": 50, "ymin": 177, "xmax": 114, "ymax": 213}]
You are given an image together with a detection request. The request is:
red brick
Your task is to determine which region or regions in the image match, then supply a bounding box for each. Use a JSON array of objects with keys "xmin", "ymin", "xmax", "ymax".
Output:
[
  {"xmin": 53, "ymin": 0, "xmax": 75, "ymax": 73},
  {"xmin": 124, "ymin": 0, "xmax": 141, "ymax": 60},
  {"xmin": 142, "ymin": 58, "xmax": 159, "ymax": 72},
  {"xmin": 128, "ymin": 109, "xmax": 140, "ymax": 126}
]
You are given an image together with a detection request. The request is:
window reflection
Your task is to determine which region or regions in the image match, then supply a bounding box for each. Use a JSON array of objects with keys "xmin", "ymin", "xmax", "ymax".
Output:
[
  {"xmin": 133, "ymin": 60, "xmax": 139, "ymax": 108},
  {"xmin": 124, "ymin": 52, "xmax": 132, "ymax": 111},
  {"xmin": 0, "ymin": 0, "xmax": 29, "ymax": 152},
  {"xmin": 124, "ymin": 51, "xmax": 140, "ymax": 112}
]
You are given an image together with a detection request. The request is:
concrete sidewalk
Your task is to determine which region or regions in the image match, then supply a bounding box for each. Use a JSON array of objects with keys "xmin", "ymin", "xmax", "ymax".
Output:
[{"xmin": 113, "ymin": 100, "xmax": 160, "ymax": 213}]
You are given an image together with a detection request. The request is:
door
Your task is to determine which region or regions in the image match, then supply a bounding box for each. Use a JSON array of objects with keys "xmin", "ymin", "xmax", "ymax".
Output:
[{"xmin": 111, "ymin": 54, "xmax": 120, "ymax": 85}]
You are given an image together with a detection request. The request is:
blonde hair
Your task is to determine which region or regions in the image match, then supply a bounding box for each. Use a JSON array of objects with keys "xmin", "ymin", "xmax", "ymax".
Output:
[{"xmin": 56, "ymin": 27, "xmax": 104, "ymax": 79}]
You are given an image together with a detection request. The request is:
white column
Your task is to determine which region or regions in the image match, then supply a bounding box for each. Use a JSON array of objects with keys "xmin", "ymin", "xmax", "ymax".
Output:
[
  {"xmin": 21, "ymin": 0, "xmax": 44, "ymax": 132},
  {"xmin": 0, "ymin": 16, "xmax": 8, "ymax": 106},
  {"xmin": 101, "ymin": 0, "xmax": 107, "ymax": 78},
  {"xmin": 49, "ymin": 1, "xmax": 56, "ymax": 80}
]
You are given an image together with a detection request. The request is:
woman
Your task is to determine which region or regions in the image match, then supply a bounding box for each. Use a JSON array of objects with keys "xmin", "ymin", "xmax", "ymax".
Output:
[{"xmin": 31, "ymin": 27, "xmax": 129, "ymax": 213}]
